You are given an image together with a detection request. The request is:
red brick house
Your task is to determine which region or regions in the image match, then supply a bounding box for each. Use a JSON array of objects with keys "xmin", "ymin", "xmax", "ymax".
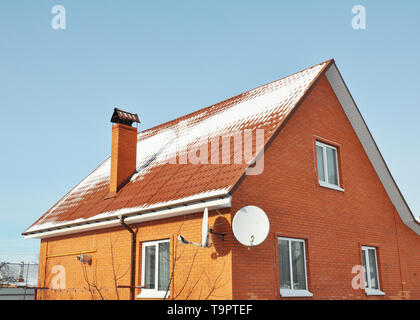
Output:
[{"xmin": 23, "ymin": 59, "xmax": 420, "ymax": 300}]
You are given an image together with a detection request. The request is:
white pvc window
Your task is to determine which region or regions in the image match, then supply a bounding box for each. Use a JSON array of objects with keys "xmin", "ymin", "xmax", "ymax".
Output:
[
  {"xmin": 278, "ymin": 237, "xmax": 312, "ymax": 297},
  {"xmin": 138, "ymin": 239, "xmax": 170, "ymax": 299},
  {"xmin": 316, "ymin": 141, "xmax": 343, "ymax": 191},
  {"xmin": 362, "ymin": 246, "xmax": 385, "ymax": 296}
]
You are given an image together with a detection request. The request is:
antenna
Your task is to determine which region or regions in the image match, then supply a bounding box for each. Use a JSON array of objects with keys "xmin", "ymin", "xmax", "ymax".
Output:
[
  {"xmin": 177, "ymin": 235, "xmax": 199, "ymax": 246},
  {"xmin": 178, "ymin": 208, "xmax": 212, "ymax": 248},
  {"xmin": 232, "ymin": 206, "xmax": 270, "ymax": 249},
  {"xmin": 201, "ymin": 208, "xmax": 209, "ymax": 247}
]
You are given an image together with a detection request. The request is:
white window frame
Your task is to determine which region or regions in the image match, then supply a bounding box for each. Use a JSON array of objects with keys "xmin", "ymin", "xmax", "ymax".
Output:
[
  {"xmin": 278, "ymin": 237, "xmax": 313, "ymax": 298},
  {"xmin": 316, "ymin": 141, "xmax": 344, "ymax": 192},
  {"xmin": 137, "ymin": 239, "xmax": 170, "ymax": 299},
  {"xmin": 361, "ymin": 246, "xmax": 385, "ymax": 296}
]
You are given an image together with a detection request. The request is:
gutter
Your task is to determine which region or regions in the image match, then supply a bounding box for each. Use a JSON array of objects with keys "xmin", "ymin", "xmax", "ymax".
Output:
[
  {"xmin": 119, "ymin": 215, "xmax": 136, "ymax": 301},
  {"xmin": 23, "ymin": 195, "xmax": 232, "ymax": 239}
]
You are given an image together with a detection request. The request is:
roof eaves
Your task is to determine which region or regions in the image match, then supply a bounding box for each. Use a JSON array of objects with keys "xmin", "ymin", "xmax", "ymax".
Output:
[{"xmin": 22, "ymin": 193, "xmax": 231, "ymax": 239}]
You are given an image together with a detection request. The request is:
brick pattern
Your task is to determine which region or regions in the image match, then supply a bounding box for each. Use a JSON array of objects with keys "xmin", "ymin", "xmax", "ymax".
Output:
[
  {"xmin": 37, "ymin": 211, "xmax": 233, "ymax": 300},
  {"xmin": 230, "ymin": 75, "xmax": 420, "ymax": 299},
  {"xmin": 110, "ymin": 123, "xmax": 138, "ymax": 193},
  {"xmin": 37, "ymin": 74, "xmax": 420, "ymax": 300}
]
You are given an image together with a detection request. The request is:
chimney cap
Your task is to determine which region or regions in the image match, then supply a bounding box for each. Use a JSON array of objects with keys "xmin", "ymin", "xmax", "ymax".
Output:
[{"xmin": 111, "ymin": 108, "xmax": 140, "ymax": 126}]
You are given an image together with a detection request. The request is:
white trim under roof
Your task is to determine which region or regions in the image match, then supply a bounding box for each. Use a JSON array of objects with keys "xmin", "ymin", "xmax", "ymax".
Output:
[
  {"xmin": 325, "ymin": 63, "xmax": 420, "ymax": 235},
  {"xmin": 23, "ymin": 195, "xmax": 231, "ymax": 239}
]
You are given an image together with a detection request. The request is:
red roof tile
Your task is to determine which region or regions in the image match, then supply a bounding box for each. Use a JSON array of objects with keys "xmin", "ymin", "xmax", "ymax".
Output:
[{"xmin": 24, "ymin": 60, "xmax": 332, "ymax": 234}]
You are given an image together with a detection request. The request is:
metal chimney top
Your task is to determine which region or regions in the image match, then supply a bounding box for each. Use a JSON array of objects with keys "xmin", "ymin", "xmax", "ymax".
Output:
[{"xmin": 110, "ymin": 108, "xmax": 140, "ymax": 127}]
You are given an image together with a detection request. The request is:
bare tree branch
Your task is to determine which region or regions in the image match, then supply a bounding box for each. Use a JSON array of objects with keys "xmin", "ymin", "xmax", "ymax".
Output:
[
  {"xmin": 80, "ymin": 260, "xmax": 104, "ymax": 300},
  {"xmin": 109, "ymin": 235, "xmax": 130, "ymax": 300},
  {"xmin": 173, "ymin": 248, "xmax": 199, "ymax": 299},
  {"xmin": 185, "ymin": 270, "xmax": 204, "ymax": 300},
  {"xmin": 162, "ymin": 222, "xmax": 228, "ymax": 300},
  {"xmin": 204, "ymin": 260, "xmax": 226, "ymax": 300},
  {"xmin": 164, "ymin": 222, "xmax": 184, "ymax": 300}
]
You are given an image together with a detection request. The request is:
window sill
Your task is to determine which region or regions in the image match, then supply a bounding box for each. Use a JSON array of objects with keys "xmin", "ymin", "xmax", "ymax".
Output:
[
  {"xmin": 136, "ymin": 290, "xmax": 169, "ymax": 299},
  {"xmin": 280, "ymin": 289, "xmax": 313, "ymax": 298},
  {"xmin": 319, "ymin": 181, "xmax": 344, "ymax": 192},
  {"xmin": 365, "ymin": 289, "xmax": 385, "ymax": 296}
]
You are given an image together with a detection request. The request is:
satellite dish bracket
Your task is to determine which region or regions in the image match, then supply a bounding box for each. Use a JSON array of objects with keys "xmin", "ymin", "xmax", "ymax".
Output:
[
  {"xmin": 178, "ymin": 235, "xmax": 203, "ymax": 247},
  {"xmin": 209, "ymin": 228, "xmax": 226, "ymax": 241}
]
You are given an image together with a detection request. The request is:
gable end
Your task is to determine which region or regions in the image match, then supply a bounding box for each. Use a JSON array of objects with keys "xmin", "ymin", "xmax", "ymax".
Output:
[{"xmin": 325, "ymin": 63, "xmax": 420, "ymax": 234}]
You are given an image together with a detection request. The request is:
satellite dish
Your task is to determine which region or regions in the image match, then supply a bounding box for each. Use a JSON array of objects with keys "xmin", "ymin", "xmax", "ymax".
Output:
[
  {"xmin": 232, "ymin": 206, "xmax": 269, "ymax": 247},
  {"xmin": 178, "ymin": 208, "xmax": 211, "ymax": 248}
]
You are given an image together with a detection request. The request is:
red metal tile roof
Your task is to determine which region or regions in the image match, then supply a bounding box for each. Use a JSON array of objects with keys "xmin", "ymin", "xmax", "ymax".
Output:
[{"xmin": 24, "ymin": 60, "xmax": 332, "ymax": 235}]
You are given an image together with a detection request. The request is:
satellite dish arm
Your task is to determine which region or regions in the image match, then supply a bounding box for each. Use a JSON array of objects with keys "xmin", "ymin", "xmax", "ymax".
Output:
[
  {"xmin": 209, "ymin": 228, "xmax": 226, "ymax": 241},
  {"xmin": 178, "ymin": 235, "xmax": 205, "ymax": 247}
]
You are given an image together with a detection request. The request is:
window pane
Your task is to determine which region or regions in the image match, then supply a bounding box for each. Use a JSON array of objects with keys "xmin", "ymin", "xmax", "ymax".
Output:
[
  {"xmin": 362, "ymin": 250, "xmax": 368, "ymax": 288},
  {"xmin": 316, "ymin": 146, "xmax": 325, "ymax": 182},
  {"xmin": 326, "ymin": 147, "xmax": 338, "ymax": 185},
  {"xmin": 144, "ymin": 245, "xmax": 156, "ymax": 289},
  {"xmin": 291, "ymin": 241, "xmax": 307, "ymax": 290},
  {"xmin": 158, "ymin": 242, "xmax": 170, "ymax": 291},
  {"xmin": 278, "ymin": 239, "xmax": 291, "ymax": 289},
  {"xmin": 368, "ymin": 249, "xmax": 379, "ymax": 290}
]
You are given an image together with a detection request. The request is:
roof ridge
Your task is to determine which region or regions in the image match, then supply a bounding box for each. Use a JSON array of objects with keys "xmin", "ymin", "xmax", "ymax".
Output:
[
  {"xmin": 227, "ymin": 59, "xmax": 334, "ymax": 196},
  {"xmin": 138, "ymin": 59, "xmax": 334, "ymax": 137}
]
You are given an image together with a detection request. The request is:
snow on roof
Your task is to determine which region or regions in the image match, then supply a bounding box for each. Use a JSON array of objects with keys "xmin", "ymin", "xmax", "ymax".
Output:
[{"xmin": 24, "ymin": 60, "xmax": 330, "ymax": 235}]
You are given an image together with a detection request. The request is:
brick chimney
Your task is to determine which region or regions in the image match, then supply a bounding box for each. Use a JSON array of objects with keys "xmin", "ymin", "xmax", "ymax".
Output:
[{"xmin": 107, "ymin": 108, "xmax": 140, "ymax": 197}]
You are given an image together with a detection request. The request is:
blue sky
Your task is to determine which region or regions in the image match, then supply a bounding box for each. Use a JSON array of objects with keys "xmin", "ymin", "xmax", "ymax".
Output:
[{"xmin": 0, "ymin": 0, "xmax": 419, "ymax": 263}]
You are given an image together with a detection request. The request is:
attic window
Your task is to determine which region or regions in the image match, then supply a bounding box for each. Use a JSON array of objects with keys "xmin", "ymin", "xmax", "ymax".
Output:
[{"xmin": 316, "ymin": 141, "xmax": 343, "ymax": 192}]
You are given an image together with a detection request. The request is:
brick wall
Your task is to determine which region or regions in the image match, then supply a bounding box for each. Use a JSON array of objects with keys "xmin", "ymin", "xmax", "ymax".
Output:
[
  {"xmin": 37, "ymin": 211, "xmax": 233, "ymax": 300},
  {"xmin": 230, "ymin": 74, "xmax": 420, "ymax": 299},
  {"xmin": 36, "ymin": 74, "xmax": 420, "ymax": 300}
]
